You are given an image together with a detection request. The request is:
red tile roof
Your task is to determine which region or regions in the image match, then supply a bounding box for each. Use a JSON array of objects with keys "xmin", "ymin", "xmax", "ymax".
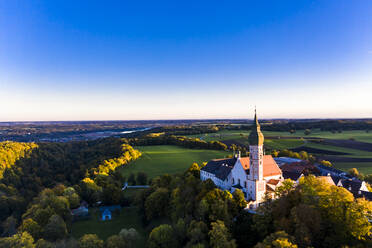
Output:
[
  {"xmin": 239, "ymin": 155, "xmax": 282, "ymax": 177},
  {"xmin": 267, "ymin": 179, "xmax": 281, "ymax": 185}
]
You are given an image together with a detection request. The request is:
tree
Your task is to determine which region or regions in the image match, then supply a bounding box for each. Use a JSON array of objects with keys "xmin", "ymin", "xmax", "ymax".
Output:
[
  {"xmin": 348, "ymin": 168, "xmax": 359, "ymax": 177},
  {"xmin": 35, "ymin": 239, "xmax": 53, "ymax": 248},
  {"xmin": 79, "ymin": 234, "xmax": 104, "ymax": 248},
  {"xmin": 208, "ymin": 220, "xmax": 236, "ymax": 248},
  {"xmin": 145, "ymin": 188, "xmax": 170, "ymax": 220},
  {"xmin": 102, "ymin": 184, "xmax": 123, "ymax": 205},
  {"xmin": 320, "ymin": 160, "xmax": 332, "ymax": 167},
  {"xmin": 271, "ymin": 150, "xmax": 279, "ymax": 157},
  {"xmin": 186, "ymin": 221, "xmax": 209, "ymax": 247},
  {"xmin": 0, "ymin": 232, "xmax": 35, "ymax": 248},
  {"xmin": 299, "ymin": 151, "xmax": 308, "ymax": 161},
  {"xmin": 304, "ymin": 129, "xmax": 311, "ymax": 135},
  {"xmin": 255, "ymin": 231, "xmax": 298, "ymax": 248},
  {"xmin": 148, "ymin": 224, "xmax": 179, "ymax": 248},
  {"xmin": 63, "ymin": 187, "xmax": 80, "ymax": 209},
  {"xmin": 128, "ymin": 173, "xmax": 136, "ymax": 185},
  {"xmin": 119, "ymin": 228, "xmax": 140, "ymax": 248},
  {"xmin": 232, "ymin": 189, "xmax": 247, "ymax": 209},
  {"xmin": 233, "ymin": 211, "xmax": 260, "ymax": 247},
  {"xmin": 275, "ymin": 179, "xmax": 294, "ymax": 197},
  {"xmin": 1, "ymin": 216, "xmax": 17, "ymax": 237},
  {"xmin": 136, "ymin": 172, "xmax": 148, "ymax": 185},
  {"xmin": 106, "ymin": 235, "xmax": 126, "ymax": 248},
  {"xmin": 188, "ymin": 163, "xmax": 200, "ymax": 178},
  {"xmin": 43, "ymin": 214, "xmax": 67, "ymax": 241},
  {"xmin": 19, "ymin": 218, "xmax": 42, "ymax": 240}
]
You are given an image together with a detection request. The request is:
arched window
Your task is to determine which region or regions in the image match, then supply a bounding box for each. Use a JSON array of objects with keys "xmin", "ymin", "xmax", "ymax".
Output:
[
  {"xmin": 238, "ymin": 179, "xmax": 241, "ymax": 185},
  {"xmin": 244, "ymin": 181, "xmax": 247, "ymax": 188},
  {"xmin": 232, "ymin": 178, "xmax": 235, "ymax": 184}
]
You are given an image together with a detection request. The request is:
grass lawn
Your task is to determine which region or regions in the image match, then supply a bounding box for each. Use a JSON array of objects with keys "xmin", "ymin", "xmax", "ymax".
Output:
[
  {"xmin": 120, "ymin": 145, "xmax": 230, "ymax": 179},
  {"xmin": 186, "ymin": 131, "xmax": 305, "ymax": 150},
  {"xmin": 332, "ymin": 162, "xmax": 372, "ymax": 175},
  {"xmin": 303, "ymin": 142, "xmax": 372, "ymax": 157},
  {"xmin": 264, "ymin": 139, "xmax": 305, "ymax": 150},
  {"xmin": 71, "ymin": 207, "xmax": 146, "ymax": 246}
]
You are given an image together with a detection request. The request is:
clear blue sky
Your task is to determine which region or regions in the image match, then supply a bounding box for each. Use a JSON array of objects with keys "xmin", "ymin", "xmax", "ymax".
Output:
[{"xmin": 1, "ymin": 0, "xmax": 371, "ymax": 121}]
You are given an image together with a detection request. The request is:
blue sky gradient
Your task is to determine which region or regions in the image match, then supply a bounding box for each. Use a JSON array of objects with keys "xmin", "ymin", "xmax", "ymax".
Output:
[{"xmin": 1, "ymin": 1, "xmax": 371, "ymax": 121}]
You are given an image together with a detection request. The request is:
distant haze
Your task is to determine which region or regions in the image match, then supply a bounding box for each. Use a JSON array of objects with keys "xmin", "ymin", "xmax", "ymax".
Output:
[{"xmin": 1, "ymin": 1, "xmax": 371, "ymax": 121}]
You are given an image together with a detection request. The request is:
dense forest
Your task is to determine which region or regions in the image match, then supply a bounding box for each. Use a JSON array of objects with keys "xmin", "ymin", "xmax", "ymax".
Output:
[
  {"xmin": 0, "ymin": 138, "xmax": 141, "ymax": 246},
  {"xmin": 132, "ymin": 167, "xmax": 372, "ymax": 248}
]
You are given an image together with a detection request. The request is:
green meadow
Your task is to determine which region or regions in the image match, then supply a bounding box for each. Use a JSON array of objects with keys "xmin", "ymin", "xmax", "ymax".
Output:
[
  {"xmin": 119, "ymin": 145, "xmax": 231, "ymax": 179},
  {"xmin": 71, "ymin": 207, "xmax": 146, "ymax": 246}
]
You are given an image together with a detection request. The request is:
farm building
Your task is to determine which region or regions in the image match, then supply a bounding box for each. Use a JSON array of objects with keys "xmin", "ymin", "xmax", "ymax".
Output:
[
  {"xmin": 99, "ymin": 205, "xmax": 121, "ymax": 221},
  {"xmin": 71, "ymin": 205, "xmax": 89, "ymax": 220},
  {"xmin": 101, "ymin": 209, "xmax": 111, "ymax": 221}
]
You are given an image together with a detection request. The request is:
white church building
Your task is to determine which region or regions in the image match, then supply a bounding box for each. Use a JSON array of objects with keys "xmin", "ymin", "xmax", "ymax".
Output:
[{"xmin": 200, "ymin": 111, "xmax": 283, "ymax": 207}]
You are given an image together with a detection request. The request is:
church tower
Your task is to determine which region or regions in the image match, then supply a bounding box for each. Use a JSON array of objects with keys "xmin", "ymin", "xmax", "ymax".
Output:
[
  {"xmin": 248, "ymin": 109, "xmax": 264, "ymax": 181},
  {"xmin": 248, "ymin": 109, "xmax": 266, "ymax": 202}
]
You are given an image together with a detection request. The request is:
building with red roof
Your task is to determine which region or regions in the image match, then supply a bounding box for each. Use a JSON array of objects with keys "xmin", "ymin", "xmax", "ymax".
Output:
[{"xmin": 201, "ymin": 111, "xmax": 283, "ymax": 208}]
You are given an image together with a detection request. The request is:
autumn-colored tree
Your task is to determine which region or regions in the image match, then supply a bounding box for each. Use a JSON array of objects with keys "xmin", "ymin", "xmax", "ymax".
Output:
[
  {"xmin": 106, "ymin": 235, "xmax": 126, "ymax": 248},
  {"xmin": 79, "ymin": 234, "xmax": 104, "ymax": 248},
  {"xmin": 188, "ymin": 163, "xmax": 200, "ymax": 178},
  {"xmin": 274, "ymin": 179, "xmax": 294, "ymax": 198},
  {"xmin": 320, "ymin": 160, "xmax": 332, "ymax": 167},
  {"xmin": 19, "ymin": 218, "xmax": 42, "ymax": 240},
  {"xmin": 148, "ymin": 224, "xmax": 179, "ymax": 248},
  {"xmin": 255, "ymin": 231, "xmax": 298, "ymax": 248},
  {"xmin": 0, "ymin": 231, "xmax": 35, "ymax": 248}
]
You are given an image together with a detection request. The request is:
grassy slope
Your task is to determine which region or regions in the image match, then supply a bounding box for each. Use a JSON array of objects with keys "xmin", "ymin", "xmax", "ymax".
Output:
[{"xmin": 119, "ymin": 145, "xmax": 230, "ymax": 179}]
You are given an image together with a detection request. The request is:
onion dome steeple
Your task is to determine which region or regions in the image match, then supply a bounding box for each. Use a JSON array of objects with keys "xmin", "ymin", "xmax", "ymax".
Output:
[{"xmin": 248, "ymin": 108, "xmax": 264, "ymax": 146}]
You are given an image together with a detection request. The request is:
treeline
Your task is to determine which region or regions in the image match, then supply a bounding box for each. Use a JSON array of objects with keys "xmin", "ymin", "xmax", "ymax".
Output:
[
  {"xmin": 128, "ymin": 135, "xmax": 228, "ymax": 151},
  {"xmin": 156, "ymin": 125, "xmax": 219, "ymax": 136},
  {"xmin": 260, "ymin": 120, "xmax": 372, "ymax": 132}
]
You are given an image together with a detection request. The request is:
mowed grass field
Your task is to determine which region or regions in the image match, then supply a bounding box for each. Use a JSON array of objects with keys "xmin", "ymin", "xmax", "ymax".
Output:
[
  {"xmin": 119, "ymin": 145, "xmax": 231, "ymax": 179},
  {"xmin": 71, "ymin": 207, "xmax": 146, "ymax": 246},
  {"xmin": 186, "ymin": 131, "xmax": 305, "ymax": 150}
]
